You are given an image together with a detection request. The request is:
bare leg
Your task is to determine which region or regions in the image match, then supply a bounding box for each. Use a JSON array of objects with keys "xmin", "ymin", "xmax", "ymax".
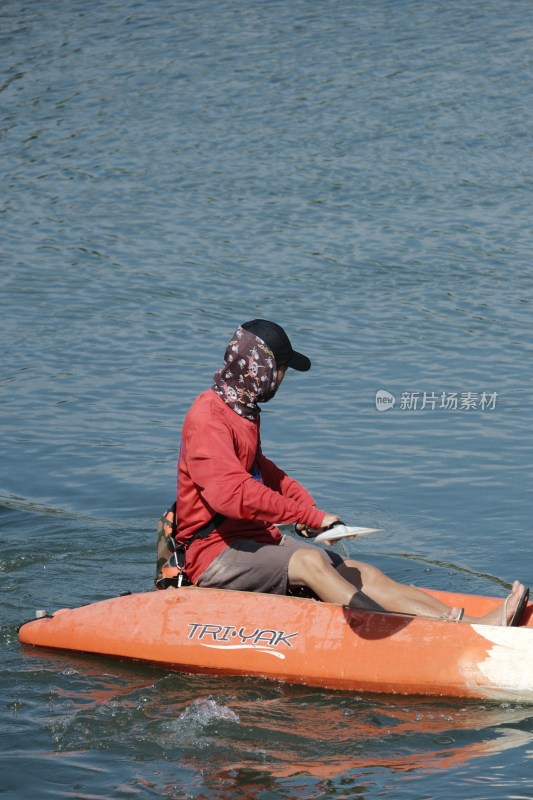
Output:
[
  {"xmin": 288, "ymin": 548, "xmax": 526, "ymax": 625},
  {"xmin": 288, "ymin": 548, "xmax": 382, "ymax": 610}
]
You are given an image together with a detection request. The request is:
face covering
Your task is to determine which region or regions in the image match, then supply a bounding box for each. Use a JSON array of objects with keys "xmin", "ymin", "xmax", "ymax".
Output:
[{"xmin": 211, "ymin": 326, "xmax": 279, "ymax": 420}]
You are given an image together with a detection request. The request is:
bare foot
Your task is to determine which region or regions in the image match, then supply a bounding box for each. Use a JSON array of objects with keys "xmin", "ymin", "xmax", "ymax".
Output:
[
  {"xmin": 443, "ymin": 581, "xmax": 527, "ymax": 626},
  {"xmin": 475, "ymin": 580, "xmax": 527, "ymax": 626}
]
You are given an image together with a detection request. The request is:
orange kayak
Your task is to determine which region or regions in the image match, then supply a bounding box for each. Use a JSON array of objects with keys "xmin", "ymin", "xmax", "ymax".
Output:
[{"xmin": 18, "ymin": 586, "xmax": 533, "ymax": 702}]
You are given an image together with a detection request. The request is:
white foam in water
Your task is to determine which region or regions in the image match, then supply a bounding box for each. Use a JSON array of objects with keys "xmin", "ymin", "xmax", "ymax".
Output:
[{"xmin": 178, "ymin": 698, "xmax": 240, "ymax": 727}]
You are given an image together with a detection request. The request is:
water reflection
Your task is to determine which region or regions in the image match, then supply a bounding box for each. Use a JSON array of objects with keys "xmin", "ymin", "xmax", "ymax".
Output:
[{"xmin": 19, "ymin": 650, "xmax": 533, "ymax": 792}]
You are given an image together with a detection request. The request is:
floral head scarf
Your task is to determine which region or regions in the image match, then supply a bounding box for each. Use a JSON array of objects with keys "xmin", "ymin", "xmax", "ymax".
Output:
[{"xmin": 212, "ymin": 326, "xmax": 279, "ymax": 420}]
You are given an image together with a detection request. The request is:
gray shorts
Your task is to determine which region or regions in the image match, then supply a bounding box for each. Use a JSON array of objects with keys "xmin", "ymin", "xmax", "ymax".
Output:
[{"xmin": 196, "ymin": 534, "xmax": 343, "ymax": 595}]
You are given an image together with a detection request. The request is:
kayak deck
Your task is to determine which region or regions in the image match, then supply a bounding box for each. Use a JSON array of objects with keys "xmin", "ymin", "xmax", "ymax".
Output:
[{"xmin": 18, "ymin": 586, "xmax": 533, "ymax": 702}]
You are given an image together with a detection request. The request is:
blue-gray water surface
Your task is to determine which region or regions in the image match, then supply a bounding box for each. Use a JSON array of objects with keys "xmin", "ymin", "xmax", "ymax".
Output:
[{"xmin": 1, "ymin": 1, "xmax": 533, "ymax": 798}]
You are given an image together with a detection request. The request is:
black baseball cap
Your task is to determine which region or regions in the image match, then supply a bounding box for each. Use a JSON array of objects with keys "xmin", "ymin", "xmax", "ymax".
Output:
[{"xmin": 241, "ymin": 319, "xmax": 311, "ymax": 371}]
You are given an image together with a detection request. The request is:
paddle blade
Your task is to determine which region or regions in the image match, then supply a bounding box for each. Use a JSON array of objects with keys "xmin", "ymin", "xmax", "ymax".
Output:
[{"xmin": 314, "ymin": 525, "xmax": 383, "ymax": 543}]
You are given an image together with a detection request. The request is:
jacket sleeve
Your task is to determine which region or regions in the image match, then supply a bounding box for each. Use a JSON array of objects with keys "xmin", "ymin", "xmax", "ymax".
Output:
[
  {"xmin": 257, "ymin": 451, "xmax": 317, "ymax": 507},
  {"xmin": 185, "ymin": 417, "xmax": 325, "ymax": 529}
]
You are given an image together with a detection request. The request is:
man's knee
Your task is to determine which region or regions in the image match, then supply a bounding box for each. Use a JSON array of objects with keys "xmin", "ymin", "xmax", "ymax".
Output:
[
  {"xmin": 288, "ymin": 547, "xmax": 331, "ymax": 585},
  {"xmin": 335, "ymin": 560, "xmax": 363, "ymax": 591}
]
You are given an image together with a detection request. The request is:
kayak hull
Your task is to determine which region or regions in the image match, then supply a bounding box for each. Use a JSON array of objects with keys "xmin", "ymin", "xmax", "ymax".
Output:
[{"xmin": 18, "ymin": 586, "xmax": 533, "ymax": 702}]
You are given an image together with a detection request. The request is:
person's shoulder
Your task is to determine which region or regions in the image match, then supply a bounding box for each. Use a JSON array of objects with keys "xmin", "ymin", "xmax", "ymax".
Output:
[
  {"xmin": 188, "ymin": 388, "xmax": 215, "ymax": 413},
  {"xmin": 187, "ymin": 389, "xmax": 228, "ymax": 424},
  {"xmin": 185, "ymin": 391, "xmax": 246, "ymax": 447}
]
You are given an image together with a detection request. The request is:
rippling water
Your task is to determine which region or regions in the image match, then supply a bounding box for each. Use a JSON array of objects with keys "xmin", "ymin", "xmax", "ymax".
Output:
[{"xmin": 2, "ymin": 0, "xmax": 533, "ymax": 797}]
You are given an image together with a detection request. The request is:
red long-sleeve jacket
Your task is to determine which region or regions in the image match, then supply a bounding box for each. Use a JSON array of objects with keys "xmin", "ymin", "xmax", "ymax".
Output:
[{"xmin": 175, "ymin": 389, "xmax": 326, "ymax": 584}]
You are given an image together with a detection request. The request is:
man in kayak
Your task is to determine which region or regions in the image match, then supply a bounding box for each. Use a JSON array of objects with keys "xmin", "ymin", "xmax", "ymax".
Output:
[{"xmin": 173, "ymin": 319, "xmax": 528, "ymax": 626}]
